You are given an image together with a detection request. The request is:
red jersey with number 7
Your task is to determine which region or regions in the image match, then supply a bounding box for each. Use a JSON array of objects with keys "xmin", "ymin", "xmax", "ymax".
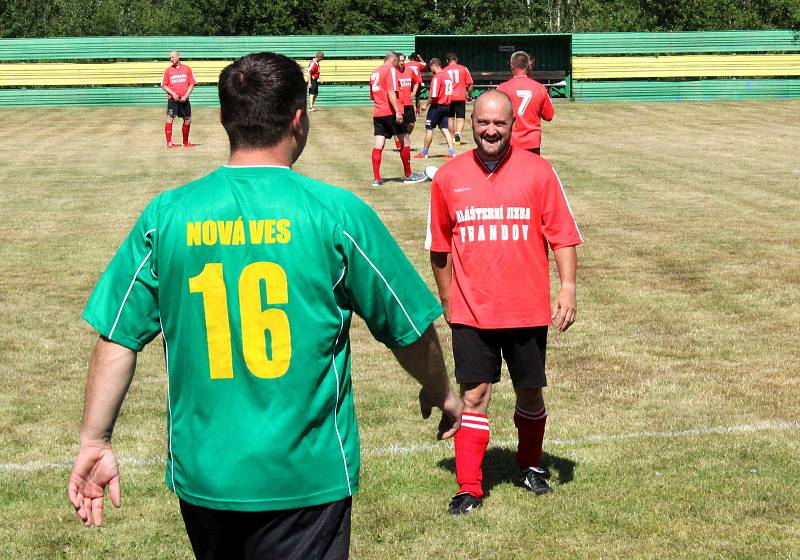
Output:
[
  {"xmin": 370, "ymin": 63, "xmax": 400, "ymax": 117},
  {"xmin": 497, "ymin": 76, "xmax": 554, "ymax": 150}
]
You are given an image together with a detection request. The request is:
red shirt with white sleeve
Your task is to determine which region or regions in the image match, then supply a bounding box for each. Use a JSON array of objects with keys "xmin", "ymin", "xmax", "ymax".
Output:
[
  {"xmin": 444, "ymin": 62, "xmax": 473, "ymax": 102},
  {"xmin": 397, "ymin": 66, "xmax": 421, "ymax": 107},
  {"xmin": 429, "ymin": 72, "xmax": 453, "ymax": 106},
  {"xmin": 427, "ymin": 147, "xmax": 582, "ymax": 328},
  {"xmin": 161, "ymin": 64, "xmax": 196, "ymax": 98},
  {"xmin": 406, "ymin": 60, "xmax": 427, "ymax": 81},
  {"xmin": 370, "ymin": 63, "xmax": 400, "ymax": 117},
  {"xmin": 307, "ymin": 59, "xmax": 321, "ymax": 80},
  {"xmin": 497, "ymin": 75, "xmax": 555, "ymax": 150}
]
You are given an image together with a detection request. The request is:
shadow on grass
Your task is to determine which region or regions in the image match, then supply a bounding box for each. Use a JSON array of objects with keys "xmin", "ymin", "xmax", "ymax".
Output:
[{"xmin": 437, "ymin": 448, "xmax": 576, "ymax": 497}]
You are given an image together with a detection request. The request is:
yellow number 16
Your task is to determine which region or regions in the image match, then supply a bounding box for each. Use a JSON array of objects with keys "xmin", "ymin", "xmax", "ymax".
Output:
[{"xmin": 189, "ymin": 262, "xmax": 291, "ymax": 379}]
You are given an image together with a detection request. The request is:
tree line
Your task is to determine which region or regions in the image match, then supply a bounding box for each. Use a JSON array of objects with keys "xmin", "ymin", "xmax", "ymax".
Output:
[{"xmin": 2, "ymin": 0, "xmax": 798, "ymax": 38}]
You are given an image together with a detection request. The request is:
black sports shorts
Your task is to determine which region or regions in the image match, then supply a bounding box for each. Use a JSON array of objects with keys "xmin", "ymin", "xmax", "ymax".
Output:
[
  {"xmin": 452, "ymin": 324, "xmax": 548, "ymax": 388},
  {"xmin": 527, "ymin": 147, "xmax": 541, "ymax": 155},
  {"xmin": 167, "ymin": 98, "xmax": 192, "ymax": 119},
  {"xmin": 180, "ymin": 497, "xmax": 352, "ymax": 560},
  {"xmin": 425, "ymin": 104, "xmax": 449, "ymax": 130},
  {"xmin": 373, "ymin": 115, "xmax": 398, "ymax": 138},
  {"xmin": 448, "ymin": 100, "xmax": 467, "ymax": 119},
  {"xmin": 308, "ymin": 78, "xmax": 319, "ymax": 96},
  {"xmin": 397, "ymin": 105, "xmax": 416, "ymax": 133}
]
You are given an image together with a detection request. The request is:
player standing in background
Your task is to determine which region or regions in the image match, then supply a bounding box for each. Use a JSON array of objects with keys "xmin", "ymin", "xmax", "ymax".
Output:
[
  {"xmin": 497, "ymin": 51, "xmax": 554, "ymax": 155},
  {"xmin": 444, "ymin": 53, "xmax": 473, "ymax": 146},
  {"xmin": 68, "ymin": 52, "xmax": 462, "ymax": 559},
  {"xmin": 370, "ymin": 51, "xmax": 426, "ymax": 186},
  {"xmin": 161, "ymin": 50, "xmax": 197, "ymax": 149},
  {"xmin": 307, "ymin": 51, "xmax": 324, "ymax": 112},
  {"xmin": 427, "ymin": 90, "xmax": 582, "ymax": 515},
  {"xmin": 415, "ymin": 58, "xmax": 456, "ymax": 160},
  {"xmin": 393, "ymin": 53, "xmax": 422, "ymax": 150},
  {"xmin": 405, "ymin": 52, "xmax": 427, "ymax": 116}
]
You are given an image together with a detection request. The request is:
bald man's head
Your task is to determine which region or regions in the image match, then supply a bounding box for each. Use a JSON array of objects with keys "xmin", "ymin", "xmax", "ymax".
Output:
[
  {"xmin": 472, "ymin": 90, "xmax": 515, "ymax": 161},
  {"xmin": 170, "ymin": 51, "xmax": 181, "ymax": 66}
]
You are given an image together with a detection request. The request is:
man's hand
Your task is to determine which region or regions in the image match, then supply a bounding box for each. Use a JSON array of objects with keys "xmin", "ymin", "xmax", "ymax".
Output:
[
  {"xmin": 67, "ymin": 441, "xmax": 121, "ymax": 527},
  {"xmin": 419, "ymin": 387, "xmax": 462, "ymax": 440},
  {"xmin": 551, "ymin": 285, "xmax": 576, "ymax": 332},
  {"xmin": 395, "ymin": 111, "xmax": 404, "ymax": 125}
]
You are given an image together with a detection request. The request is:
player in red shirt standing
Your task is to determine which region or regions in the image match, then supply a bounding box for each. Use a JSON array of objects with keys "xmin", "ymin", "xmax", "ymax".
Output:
[
  {"xmin": 427, "ymin": 90, "xmax": 582, "ymax": 514},
  {"xmin": 405, "ymin": 53, "xmax": 427, "ymax": 116},
  {"xmin": 414, "ymin": 58, "xmax": 456, "ymax": 160},
  {"xmin": 161, "ymin": 51, "xmax": 197, "ymax": 149},
  {"xmin": 497, "ymin": 51, "xmax": 555, "ymax": 155},
  {"xmin": 393, "ymin": 53, "xmax": 422, "ymax": 150},
  {"xmin": 306, "ymin": 51, "xmax": 324, "ymax": 112},
  {"xmin": 444, "ymin": 53, "xmax": 474, "ymax": 146},
  {"xmin": 370, "ymin": 51, "xmax": 426, "ymax": 186}
]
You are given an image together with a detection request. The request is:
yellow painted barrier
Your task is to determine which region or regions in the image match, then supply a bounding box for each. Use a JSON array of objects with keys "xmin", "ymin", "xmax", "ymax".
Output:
[
  {"xmin": 573, "ymin": 54, "xmax": 800, "ymax": 79},
  {"xmin": 0, "ymin": 59, "xmax": 383, "ymax": 87}
]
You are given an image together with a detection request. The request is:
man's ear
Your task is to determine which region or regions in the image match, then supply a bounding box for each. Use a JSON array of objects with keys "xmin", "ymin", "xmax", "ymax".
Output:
[{"xmin": 291, "ymin": 108, "xmax": 305, "ymax": 131}]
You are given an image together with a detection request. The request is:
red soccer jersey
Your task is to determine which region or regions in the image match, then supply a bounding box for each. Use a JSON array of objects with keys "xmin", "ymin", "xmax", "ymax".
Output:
[
  {"xmin": 370, "ymin": 63, "xmax": 400, "ymax": 117},
  {"xmin": 497, "ymin": 75, "xmax": 555, "ymax": 150},
  {"xmin": 429, "ymin": 72, "xmax": 453, "ymax": 106},
  {"xmin": 406, "ymin": 60, "xmax": 427, "ymax": 82},
  {"xmin": 161, "ymin": 64, "xmax": 197, "ymax": 98},
  {"xmin": 307, "ymin": 59, "xmax": 321, "ymax": 80},
  {"xmin": 427, "ymin": 147, "xmax": 583, "ymax": 328},
  {"xmin": 444, "ymin": 62, "xmax": 473, "ymax": 102},
  {"xmin": 397, "ymin": 66, "xmax": 421, "ymax": 107}
]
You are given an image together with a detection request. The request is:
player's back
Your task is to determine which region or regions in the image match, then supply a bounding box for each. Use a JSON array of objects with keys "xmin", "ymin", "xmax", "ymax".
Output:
[
  {"xmin": 497, "ymin": 75, "xmax": 554, "ymax": 150},
  {"xmin": 370, "ymin": 63, "xmax": 398, "ymax": 116},
  {"xmin": 444, "ymin": 63, "xmax": 472, "ymax": 101}
]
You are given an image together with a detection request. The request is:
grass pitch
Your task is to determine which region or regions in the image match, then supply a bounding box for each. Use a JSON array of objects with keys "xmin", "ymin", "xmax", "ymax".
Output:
[{"xmin": 1, "ymin": 100, "xmax": 799, "ymax": 559}]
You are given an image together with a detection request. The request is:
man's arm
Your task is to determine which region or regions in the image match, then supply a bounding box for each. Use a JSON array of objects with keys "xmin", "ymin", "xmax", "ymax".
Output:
[
  {"xmin": 181, "ymin": 83, "xmax": 194, "ymax": 102},
  {"xmin": 162, "ymin": 84, "xmax": 177, "ymax": 100},
  {"xmin": 551, "ymin": 245, "xmax": 577, "ymax": 332},
  {"xmin": 390, "ymin": 325, "xmax": 462, "ymax": 439},
  {"xmin": 430, "ymin": 251, "xmax": 452, "ymax": 323},
  {"xmin": 67, "ymin": 337, "xmax": 137, "ymax": 527},
  {"xmin": 388, "ymin": 90, "xmax": 403, "ymax": 124}
]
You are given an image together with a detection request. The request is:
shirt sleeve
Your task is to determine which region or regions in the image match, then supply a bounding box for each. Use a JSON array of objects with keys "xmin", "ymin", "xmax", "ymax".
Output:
[
  {"xmin": 337, "ymin": 197, "xmax": 442, "ymax": 348},
  {"xmin": 426, "ymin": 176, "xmax": 453, "ymax": 253},
  {"xmin": 187, "ymin": 67, "xmax": 197, "ymax": 86},
  {"xmin": 383, "ymin": 67, "xmax": 398, "ymax": 93},
  {"xmin": 82, "ymin": 199, "xmax": 162, "ymax": 351},
  {"xmin": 540, "ymin": 166, "xmax": 583, "ymax": 250},
  {"xmin": 540, "ymin": 84, "xmax": 555, "ymax": 120},
  {"xmin": 161, "ymin": 70, "xmax": 169, "ymax": 87},
  {"xmin": 464, "ymin": 67, "xmax": 473, "ymax": 87}
]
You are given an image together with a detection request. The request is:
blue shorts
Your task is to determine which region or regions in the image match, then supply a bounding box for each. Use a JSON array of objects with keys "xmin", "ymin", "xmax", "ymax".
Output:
[{"xmin": 425, "ymin": 104, "xmax": 449, "ymax": 130}]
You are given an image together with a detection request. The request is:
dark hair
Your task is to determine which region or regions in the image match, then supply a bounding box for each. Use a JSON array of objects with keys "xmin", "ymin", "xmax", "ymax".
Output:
[
  {"xmin": 410, "ymin": 52, "xmax": 421, "ymax": 60},
  {"xmin": 510, "ymin": 51, "xmax": 531, "ymax": 70},
  {"xmin": 218, "ymin": 52, "xmax": 306, "ymax": 150},
  {"xmin": 445, "ymin": 52, "xmax": 458, "ymax": 63}
]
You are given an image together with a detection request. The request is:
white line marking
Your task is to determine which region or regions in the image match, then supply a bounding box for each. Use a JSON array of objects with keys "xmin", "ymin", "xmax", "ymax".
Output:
[{"xmin": 4, "ymin": 421, "xmax": 798, "ymax": 472}]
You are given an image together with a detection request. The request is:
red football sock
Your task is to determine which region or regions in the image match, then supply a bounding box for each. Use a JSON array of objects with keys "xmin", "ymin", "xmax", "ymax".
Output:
[
  {"xmin": 514, "ymin": 405, "xmax": 547, "ymax": 469},
  {"xmin": 395, "ymin": 138, "xmax": 402, "ymax": 149},
  {"xmin": 165, "ymin": 122, "xmax": 173, "ymax": 145},
  {"xmin": 182, "ymin": 123, "xmax": 191, "ymax": 145},
  {"xmin": 454, "ymin": 413, "xmax": 490, "ymax": 498},
  {"xmin": 400, "ymin": 146, "xmax": 412, "ymax": 176},
  {"xmin": 371, "ymin": 148, "xmax": 383, "ymax": 180}
]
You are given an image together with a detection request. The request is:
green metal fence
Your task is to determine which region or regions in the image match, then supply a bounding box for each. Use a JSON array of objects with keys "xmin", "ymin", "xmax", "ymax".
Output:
[
  {"xmin": 0, "ymin": 35, "xmax": 415, "ymax": 61},
  {"xmin": 572, "ymin": 30, "xmax": 800, "ymax": 55}
]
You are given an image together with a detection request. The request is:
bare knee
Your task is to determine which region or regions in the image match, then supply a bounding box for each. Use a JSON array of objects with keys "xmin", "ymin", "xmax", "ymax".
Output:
[
  {"xmin": 461, "ymin": 382, "xmax": 492, "ymax": 413},
  {"xmin": 514, "ymin": 387, "xmax": 544, "ymax": 412}
]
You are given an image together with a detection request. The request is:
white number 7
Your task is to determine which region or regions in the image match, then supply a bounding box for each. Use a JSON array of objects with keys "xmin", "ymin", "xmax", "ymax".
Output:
[{"xmin": 515, "ymin": 90, "xmax": 533, "ymax": 116}]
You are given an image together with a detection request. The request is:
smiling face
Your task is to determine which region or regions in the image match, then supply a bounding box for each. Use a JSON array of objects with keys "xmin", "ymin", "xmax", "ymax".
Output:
[{"xmin": 472, "ymin": 91, "xmax": 514, "ymax": 161}]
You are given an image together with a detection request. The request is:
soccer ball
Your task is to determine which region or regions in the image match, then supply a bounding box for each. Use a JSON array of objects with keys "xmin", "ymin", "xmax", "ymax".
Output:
[{"xmin": 424, "ymin": 165, "xmax": 438, "ymax": 180}]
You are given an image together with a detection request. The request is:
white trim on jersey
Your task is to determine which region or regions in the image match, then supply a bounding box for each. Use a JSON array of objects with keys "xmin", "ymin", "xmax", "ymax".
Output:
[
  {"xmin": 342, "ymin": 230, "xmax": 422, "ymax": 337},
  {"xmin": 551, "ymin": 167, "xmax": 584, "ymax": 242},
  {"xmin": 159, "ymin": 315, "xmax": 177, "ymax": 492},
  {"xmin": 222, "ymin": 164, "xmax": 290, "ymax": 169},
  {"xmin": 424, "ymin": 204, "xmax": 433, "ymax": 251},
  {"xmin": 390, "ymin": 67, "xmax": 398, "ymax": 91},
  {"xmin": 108, "ymin": 250, "xmax": 152, "ymax": 339},
  {"xmin": 330, "ymin": 265, "xmax": 353, "ymax": 496}
]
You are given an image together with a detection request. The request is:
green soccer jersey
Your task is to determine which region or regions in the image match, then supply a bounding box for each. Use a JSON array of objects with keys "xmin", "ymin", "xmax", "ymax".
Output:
[{"xmin": 83, "ymin": 165, "xmax": 443, "ymax": 511}]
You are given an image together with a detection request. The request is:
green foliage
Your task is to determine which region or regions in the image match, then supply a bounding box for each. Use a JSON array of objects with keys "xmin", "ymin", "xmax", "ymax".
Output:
[{"xmin": 1, "ymin": 0, "xmax": 798, "ymax": 37}]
